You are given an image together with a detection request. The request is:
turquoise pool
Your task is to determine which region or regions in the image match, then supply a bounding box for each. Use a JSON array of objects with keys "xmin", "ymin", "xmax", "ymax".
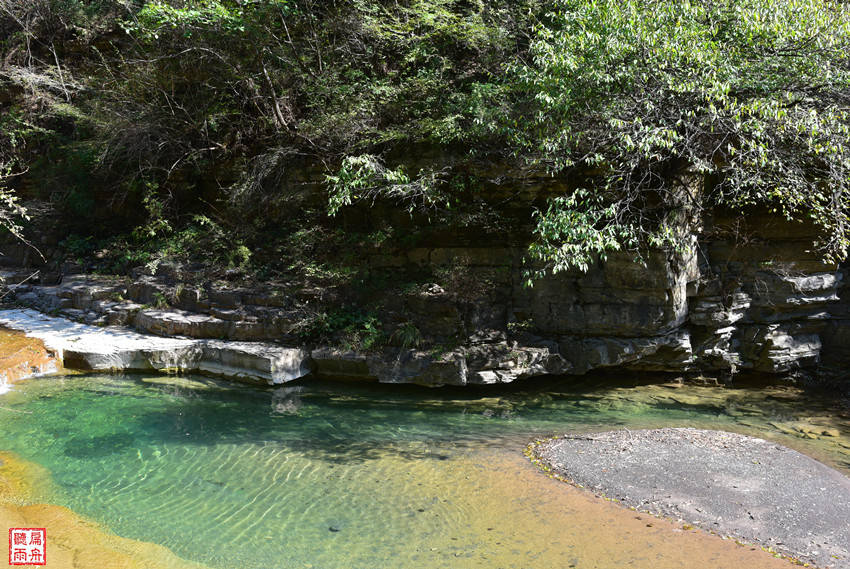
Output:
[{"xmin": 0, "ymin": 373, "xmax": 847, "ymax": 568}]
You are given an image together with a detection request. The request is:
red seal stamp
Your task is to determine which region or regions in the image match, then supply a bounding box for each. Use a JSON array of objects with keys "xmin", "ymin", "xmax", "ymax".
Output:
[{"xmin": 8, "ymin": 528, "xmax": 46, "ymax": 565}]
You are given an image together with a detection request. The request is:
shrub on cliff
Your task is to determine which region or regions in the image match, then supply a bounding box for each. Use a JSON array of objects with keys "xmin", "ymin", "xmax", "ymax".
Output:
[
  {"xmin": 0, "ymin": 167, "xmax": 28, "ymax": 242},
  {"xmin": 1, "ymin": 0, "xmax": 849, "ymax": 283},
  {"xmin": 329, "ymin": 0, "xmax": 850, "ymax": 282},
  {"xmin": 497, "ymin": 0, "xmax": 850, "ymax": 281}
]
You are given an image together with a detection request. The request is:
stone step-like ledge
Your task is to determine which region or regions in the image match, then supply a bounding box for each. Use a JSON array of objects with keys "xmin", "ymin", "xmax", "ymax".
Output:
[{"xmin": 0, "ymin": 308, "xmax": 312, "ymax": 385}]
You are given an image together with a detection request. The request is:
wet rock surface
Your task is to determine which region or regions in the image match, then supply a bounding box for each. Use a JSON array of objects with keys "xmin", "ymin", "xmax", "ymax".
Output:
[
  {"xmin": 534, "ymin": 428, "xmax": 850, "ymax": 569},
  {"xmin": 0, "ymin": 327, "xmax": 60, "ymax": 391}
]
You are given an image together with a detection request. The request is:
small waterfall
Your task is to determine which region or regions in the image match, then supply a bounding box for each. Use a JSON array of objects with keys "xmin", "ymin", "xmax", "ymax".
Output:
[{"xmin": 0, "ymin": 371, "xmax": 10, "ymax": 395}]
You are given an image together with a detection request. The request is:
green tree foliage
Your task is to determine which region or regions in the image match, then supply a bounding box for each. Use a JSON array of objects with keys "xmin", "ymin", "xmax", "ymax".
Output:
[
  {"xmin": 323, "ymin": 0, "xmax": 850, "ymax": 281},
  {"xmin": 0, "ymin": 167, "xmax": 28, "ymax": 240},
  {"xmin": 49, "ymin": 0, "xmax": 532, "ymax": 224},
  {"xmin": 326, "ymin": 155, "xmax": 450, "ymax": 215},
  {"xmin": 492, "ymin": 0, "xmax": 850, "ymax": 278},
  {"xmin": 1, "ymin": 0, "xmax": 848, "ymax": 282}
]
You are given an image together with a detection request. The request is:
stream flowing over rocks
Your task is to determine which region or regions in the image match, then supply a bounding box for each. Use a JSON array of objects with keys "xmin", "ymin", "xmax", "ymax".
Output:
[
  {"xmin": 1, "ymin": 211, "xmax": 849, "ymax": 387},
  {"xmin": 533, "ymin": 428, "xmax": 850, "ymax": 569}
]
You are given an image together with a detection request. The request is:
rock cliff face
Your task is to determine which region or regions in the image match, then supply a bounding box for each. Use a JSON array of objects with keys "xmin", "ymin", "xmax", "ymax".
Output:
[{"xmin": 1, "ymin": 209, "xmax": 847, "ymax": 387}]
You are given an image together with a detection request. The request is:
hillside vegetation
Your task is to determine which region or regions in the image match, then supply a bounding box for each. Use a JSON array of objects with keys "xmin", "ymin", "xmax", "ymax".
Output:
[{"xmin": 1, "ymin": 0, "xmax": 849, "ymax": 284}]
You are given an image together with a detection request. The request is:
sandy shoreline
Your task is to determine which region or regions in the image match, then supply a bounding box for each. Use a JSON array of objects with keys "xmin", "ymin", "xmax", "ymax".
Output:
[{"xmin": 532, "ymin": 428, "xmax": 850, "ymax": 569}]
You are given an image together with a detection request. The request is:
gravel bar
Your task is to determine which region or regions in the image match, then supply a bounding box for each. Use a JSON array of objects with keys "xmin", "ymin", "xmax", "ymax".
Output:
[{"xmin": 533, "ymin": 428, "xmax": 850, "ymax": 569}]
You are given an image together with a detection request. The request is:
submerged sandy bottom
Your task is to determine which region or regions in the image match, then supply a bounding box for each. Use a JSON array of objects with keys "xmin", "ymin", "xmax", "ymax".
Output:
[
  {"xmin": 0, "ymin": 451, "xmax": 205, "ymax": 569},
  {"xmin": 0, "ymin": 447, "xmax": 796, "ymax": 569},
  {"xmin": 0, "ymin": 326, "xmax": 811, "ymax": 568},
  {"xmin": 0, "ymin": 328, "xmax": 203, "ymax": 569},
  {"xmin": 417, "ymin": 449, "xmax": 796, "ymax": 569}
]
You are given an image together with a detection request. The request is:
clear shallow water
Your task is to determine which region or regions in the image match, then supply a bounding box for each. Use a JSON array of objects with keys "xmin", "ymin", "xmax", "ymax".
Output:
[{"xmin": 0, "ymin": 373, "xmax": 848, "ymax": 568}]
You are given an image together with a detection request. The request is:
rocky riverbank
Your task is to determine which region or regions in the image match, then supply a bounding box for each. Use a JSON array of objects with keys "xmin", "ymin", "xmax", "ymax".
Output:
[
  {"xmin": 2, "ymin": 209, "xmax": 849, "ymax": 388},
  {"xmin": 0, "ymin": 326, "xmax": 59, "ymax": 393},
  {"xmin": 0, "ymin": 309, "xmax": 311, "ymax": 385},
  {"xmin": 0, "ymin": 276, "xmax": 568, "ymax": 386},
  {"xmin": 531, "ymin": 428, "xmax": 850, "ymax": 569}
]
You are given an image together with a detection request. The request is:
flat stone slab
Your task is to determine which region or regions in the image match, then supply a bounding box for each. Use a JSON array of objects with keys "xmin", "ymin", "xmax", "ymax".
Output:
[
  {"xmin": 0, "ymin": 309, "xmax": 311, "ymax": 385},
  {"xmin": 534, "ymin": 428, "xmax": 850, "ymax": 569}
]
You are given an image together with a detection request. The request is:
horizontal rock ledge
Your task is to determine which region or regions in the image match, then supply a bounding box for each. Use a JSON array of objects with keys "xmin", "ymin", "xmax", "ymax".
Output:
[
  {"xmin": 0, "ymin": 309, "xmax": 312, "ymax": 385},
  {"xmin": 0, "ymin": 308, "xmax": 572, "ymax": 387}
]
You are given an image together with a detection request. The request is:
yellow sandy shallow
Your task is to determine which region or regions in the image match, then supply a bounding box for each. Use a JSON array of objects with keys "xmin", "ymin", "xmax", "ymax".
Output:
[
  {"xmin": 0, "ymin": 326, "xmax": 205, "ymax": 569},
  {"xmin": 0, "ymin": 451, "xmax": 206, "ymax": 569},
  {"xmin": 0, "ymin": 327, "xmax": 798, "ymax": 569},
  {"xmin": 441, "ymin": 450, "xmax": 797, "ymax": 569}
]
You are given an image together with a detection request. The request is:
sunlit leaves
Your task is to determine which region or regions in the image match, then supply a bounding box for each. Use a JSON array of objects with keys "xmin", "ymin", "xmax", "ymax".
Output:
[
  {"xmin": 526, "ymin": 189, "xmax": 626, "ymax": 283},
  {"xmin": 129, "ymin": 1, "xmax": 245, "ymax": 39},
  {"xmin": 504, "ymin": 0, "xmax": 850, "ymax": 279},
  {"xmin": 326, "ymin": 154, "xmax": 449, "ymax": 216},
  {"xmin": 0, "ymin": 165, "xmax": 28, "ymax": 240}
]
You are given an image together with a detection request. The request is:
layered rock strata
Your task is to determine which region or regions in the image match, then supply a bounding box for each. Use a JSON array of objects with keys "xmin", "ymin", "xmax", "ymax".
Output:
[
  {"xmin": 1, "ymin": 211, "xmax": 847, "ymax": 387},
  {"xmin": 0, "ymin": 309, "xmax": 312, "ymax": 385}
]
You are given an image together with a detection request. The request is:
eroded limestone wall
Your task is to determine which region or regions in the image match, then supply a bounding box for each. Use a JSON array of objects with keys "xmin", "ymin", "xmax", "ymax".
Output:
[{"xmin": 1, "ymin": 209, "xmax": 847, "ymax": 386}]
